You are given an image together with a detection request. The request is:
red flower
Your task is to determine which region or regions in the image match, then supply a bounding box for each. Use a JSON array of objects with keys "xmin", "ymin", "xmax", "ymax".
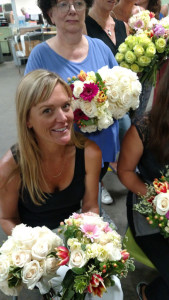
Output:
[
  {"xmin": 74, "ymin": 109, "xmax": 89, "ymax": 122},
  {"xmin": 87, "ymin": 274, "xmax": 106, "ymax": 297},
  {"xmin": 121, "ymin": 250, "xmax": 130, "ymax": 261},
  {"xmin": 80, "ymin": 83, "xmax": 99, "ymax": 102},
  {"xmin": 55, "ymin": 246, "xmax": 69, "ymax": 266},
  {"xmin": 153, "ymin": 179, "xmax": 169, "ymax": 194},
  {"xmin": 149, "ymin": 12, "xmax": 155, "ymax": 19},
  {"xmin": 148, "ymin": 195, "xmax": 155, "ymax": 203}
]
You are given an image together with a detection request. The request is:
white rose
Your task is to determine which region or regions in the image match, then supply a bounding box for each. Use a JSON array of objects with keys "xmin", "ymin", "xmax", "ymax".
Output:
[
  {"xmin": 12, "ymin": 250, "xmax": 32, "ymax": 268},
  {"xmin": 43, "ymin": 256, "xmax": 59, "ymax": 275},
  {"xmin": 80, "ymin": 124, "xmax": 97, "ymax": 133},
  {"xmin": 22, "ymin": 260, "xmax": 43, "ymax": 290},
  {"xmin": 71, "ymin": 99, "xmax": 80, "ymax": 111},
  {"xmin": 69, "ymin": 250, "xmax": 87, "ymax": 268},
  {"xmin": 32, "ymin": 239, "xmax": 51, "ymax": 261},
  {"xmin": 80, "ymin": 99, "xmax": 97, "ymax": 118},
  {"xmin": 0, "ymin": 280, "xmax": 22, "ymax": 296},
  {"xmin": 0, "ymin": 236, "xmax": 16, "ymax": 254},
  {"xmin": 105, "ymin": 243, "xmax": 122, "ymax": 261},
  {"xmin": 0, "ymin": 255, "xmax": 10, "ymax": 282},
  {"xmin": 73, "ymin": 81, "xmax": 84, "ymax": 98},
  {"xmin": 37, "ymin": 226, "xmax": 63, "ymax": 251},
  {"xmin": 153, "ymin": 193, "xmax": 169, "ymax": 215},
  {"xmin": 98, "ymin": 114, "xmax": 114, "ymax": 131},
  {"xmin": 12, "ymin": 224, "xmax": 39, "ymax": 249}
]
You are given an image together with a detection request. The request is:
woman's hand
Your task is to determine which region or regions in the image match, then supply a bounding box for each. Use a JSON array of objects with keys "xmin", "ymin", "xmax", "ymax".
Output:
[
  {"xmin": 82, "ymin": 140, "xmax": 102, "ymax": 215},
  {"xmin": 117, "ymin": 125, "xmax": 147, "ymax": 196},
  {"xmin": 0, "ymin": 150, "xmax": 21, "ymax": 235}
]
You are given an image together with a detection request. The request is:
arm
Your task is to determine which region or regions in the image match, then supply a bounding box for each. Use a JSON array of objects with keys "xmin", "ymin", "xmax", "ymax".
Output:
[
  {"xmin": 117, "ymin": 125, "xmax": 147, "ymax": 196},
  {"xmin": 124, "ymin": 22, "xmax": 130, "ymax": 36},
  {"xmin": 0, "ymin": 151, "xmax": 21, "ymax": 235},
  {"xmin": 82, "ymin": 140, "xmax": 102, "ymax": 215}
]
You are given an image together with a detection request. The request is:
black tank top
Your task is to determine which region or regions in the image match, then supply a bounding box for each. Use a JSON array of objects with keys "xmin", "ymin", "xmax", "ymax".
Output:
[
  {"xmin": 11, "ymin": 145, "xmax": 85, "ymax": 229},
  {"xmin": 85, "ymin": 16, "xmax": 127, "ymax": 56}
]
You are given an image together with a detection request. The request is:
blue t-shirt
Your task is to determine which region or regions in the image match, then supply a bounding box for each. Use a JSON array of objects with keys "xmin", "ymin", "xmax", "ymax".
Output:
[{"xmin": 25, "ymin": 36, "xmax": 119, "ymax": 163}]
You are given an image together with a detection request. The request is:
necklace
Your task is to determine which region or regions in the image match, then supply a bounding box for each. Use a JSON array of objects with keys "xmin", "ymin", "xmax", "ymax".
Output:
[
  {"xmin": 106, "ymin": 29, "xmax": 112, "ymax": 36},
  {"xmin": 53, "ymin": 161, "xmax": 65, "ymax": 178}
]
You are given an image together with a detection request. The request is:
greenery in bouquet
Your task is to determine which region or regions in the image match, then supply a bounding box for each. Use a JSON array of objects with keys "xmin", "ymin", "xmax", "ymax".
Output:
[
  {"xmin": 68, "ymin": 66, "xmax": 141, "ymax": 133},
  {"xmin": 0, "ymin": 224, "xmax": 69, "ymax": 298},
  {"xmin": 58, "ymin": 212, "xmax": 135, "ymax": 299},
  {"xmin": 115, "ymin": 11, "xmax": 169, "ymax": 86},
  {"xmin": 134, "ymin": 168, "xmax": 169, "ymax": 239}
]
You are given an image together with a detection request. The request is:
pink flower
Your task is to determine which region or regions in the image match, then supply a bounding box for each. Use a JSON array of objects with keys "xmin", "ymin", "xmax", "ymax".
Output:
[
  {"xmin": 103, "ymin": 222, "xmax": 113, "ymax": 233},
  {"xmin": 55, "ymin": 246, "xmax": 69, "ymax": 266},
  {"xmin": 134, "ymin": 20, "xmax": 144, "ymax": 30},
  {"xmin": 80, "ymin": 83, "xmax": 99, "ymax": 102},
  {"xmin": 72, "ymin": 213, "xmax": 82, "ymax": 219},
  {"xmin": 87, "ymin": 274, "xmax": 106, "ymax": 297},
  {"xmin": 153, "ymin": 24, "xmax": 165, "ymax": 37},
  {"xmin": 166, "ymin": 211, "xmax": 169, "ymax": 220},
  {"xmin": 80, "ymin": 224, "xmax": 100, "ymax": 242},
  {"xmin": 74, "ymin": 109, "xmax": 89, "ymax": 122},
  {"xmin": 121, "ymin": 250, "xmax": 130, "ymax": 261}
]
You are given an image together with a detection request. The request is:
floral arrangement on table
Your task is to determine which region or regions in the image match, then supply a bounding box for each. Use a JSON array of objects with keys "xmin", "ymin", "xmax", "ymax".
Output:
[
  {"xmin": 58, "ymin": 212, "xmax": 135, "ymax": 299},
  {"xmin": 0, "ymin": 224, "xmax": 69, "ymax": 298},
  {"xmin": 115, "ymin": 10, "xmax": 169, "ymax": 85},
  {"xmin": 68, "ymin": 66, "xmax": 141, "ymax": 133},
  {"xmin": 134, "ymin": 168, "xmax": 169, "ymax": 239}
]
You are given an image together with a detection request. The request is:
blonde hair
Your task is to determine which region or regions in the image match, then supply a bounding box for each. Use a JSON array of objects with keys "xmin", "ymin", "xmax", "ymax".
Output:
[{"xmin": 15, "ymin": 69, "xmax": 85, "ymax": 205}]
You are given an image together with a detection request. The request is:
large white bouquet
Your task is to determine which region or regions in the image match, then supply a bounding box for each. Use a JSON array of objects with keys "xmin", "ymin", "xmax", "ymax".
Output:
[
  {"xmin": 68, "ymin": 66, "xmax": 141, "ymax": 133},
  {"xmin": 59, "ymin": 212, "xmax": 135, "ymax": 299},
  {"xmin": 0, "ymin": 224, "xmax": 69, "ymax": 298}
]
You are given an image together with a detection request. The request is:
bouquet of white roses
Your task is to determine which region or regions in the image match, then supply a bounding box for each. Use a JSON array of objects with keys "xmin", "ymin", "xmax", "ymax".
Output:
[
  {"xmin": 68, "ymin": 66, "xmax": 141, "ymax": 133},
  {"xmin": 58, "ymin": 212, "xmax": 135, "ymax": 299},
  {"xmin": 0, "ymin": 224, "xmax": 69, "ymax": 298},
  {"xmin": 115, "ymin": 11, "xmax": 169, "ymax": 85},
  {"xmin": 134, "ymin": 168, "xmax": 169, "ymax": 239}
]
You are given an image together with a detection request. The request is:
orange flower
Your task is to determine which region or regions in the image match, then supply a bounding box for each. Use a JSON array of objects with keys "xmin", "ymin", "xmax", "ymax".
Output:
[
  {"xmin": 97, "ymin": 91, "xmax": 107, "ymax": 103},
  {"xmin": 77, "ymin": 70, "xmax": 87, "ymax": 81},
  {"xmin": 153, "ymin": 179, "xmax": 169, "ymax": 194}
]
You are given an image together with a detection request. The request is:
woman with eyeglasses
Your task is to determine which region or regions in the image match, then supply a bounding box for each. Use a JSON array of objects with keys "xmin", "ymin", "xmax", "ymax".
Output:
[{"xmin": 24, "ymin": 0, "xmax": 120, "ymax": 187}]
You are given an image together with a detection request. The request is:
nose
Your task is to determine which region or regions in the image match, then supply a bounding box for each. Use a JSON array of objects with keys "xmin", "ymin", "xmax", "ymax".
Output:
[
  {"xmin": 55, "ymin": 109, "xmax": 67, "ymax": 122},
  {"xmin": 68, "ymin": 3, "xmax": 76, "ymax": 13}
]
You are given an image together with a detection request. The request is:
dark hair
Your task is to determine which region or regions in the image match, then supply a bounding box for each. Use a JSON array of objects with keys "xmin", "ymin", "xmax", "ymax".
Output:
[
  {"xmin": 149, "ymin": 61, "xmax": 169, "ymax": 163},
  {"xmin": 147, "ymin": 0, "xmax": 161, "ymax": 19},
  {"xmin": 37, "ymin": 0, "xmax": 94, "ymax": 25}
]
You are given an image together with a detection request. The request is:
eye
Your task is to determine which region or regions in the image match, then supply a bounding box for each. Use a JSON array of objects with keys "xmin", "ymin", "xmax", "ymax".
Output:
[
  {"xmin": 42, "ymin": 108, "xmax": 52, "ymax": 114},
  {"xmin": 58, "ymin": 1, "xmax": 68, "ymax": 8},
  {"xmin": 75, "ymin": 1, "xmax": 84, "ymax": 7},
  {"xmin": 62, "ymin": 102, "xmax": 71, "ymax": 110}
]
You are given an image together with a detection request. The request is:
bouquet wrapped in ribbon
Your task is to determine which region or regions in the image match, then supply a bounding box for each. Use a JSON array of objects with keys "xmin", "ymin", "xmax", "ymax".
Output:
[
  {"xmin": 58, "ymin": 212, "xmax": 135, "ymax": 299},
  {"xmin": 0, "ymin": 224, "xmax": 69, "ymax": 298},
  {"xmin": 115, "ymin": 10, "xmax": 169, "ymax": 85},
  {"xmin": 68, "ymin": 66, "xmax": 141, "ymax": 133},
  {"xmin": 134, "ymin": 169, "xmax": 169, "ymax": 239}
]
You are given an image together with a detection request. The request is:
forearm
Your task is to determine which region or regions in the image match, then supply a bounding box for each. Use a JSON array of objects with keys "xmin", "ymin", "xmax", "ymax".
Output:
[
  {"xmin": 117, "ymin": 170, "xmax": 147, "ymax": 196},
  {"xmin": 0, "ymin": 218, "xmax": 21, "ymax": 236},
  {"xmin": 82, "ymin": 202, "xmax": 99, "ymax": 215}
]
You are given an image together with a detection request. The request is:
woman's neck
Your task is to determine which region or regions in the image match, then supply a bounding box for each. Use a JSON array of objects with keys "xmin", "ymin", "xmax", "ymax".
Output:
[{"xmin": 89, "ymin": 6, "xmax": 113, "ymax": 29}]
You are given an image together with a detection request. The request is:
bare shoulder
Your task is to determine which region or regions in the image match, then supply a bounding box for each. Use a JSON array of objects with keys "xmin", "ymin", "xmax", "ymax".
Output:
[
  {"xmin": 84, "ymin": 139, "xmax": 102, "ymax": 160},
  {"xmin": 0, "ymin": 149, "xmax": 18, "ymax": 188}
]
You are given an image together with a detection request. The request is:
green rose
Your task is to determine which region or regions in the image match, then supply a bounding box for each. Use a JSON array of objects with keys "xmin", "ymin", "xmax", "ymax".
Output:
[
  {"xmin": 155, "ymin": 38, "xmax": 166, "ymax": 53},
  {"xmin": 125, "ymin": 50, "xmax": 136, "ymax": 64},
  {"xmin": 125, "ymin": 35, "xmax": 137, "ymax": 49},
  {"xmin": 115, "ymin": 52, "xmax": 124, "ymax": 63},
  {"xmin": 138, "ymin": 35, "xmax": 151, "ymax": 49},
  {"xmin": 133, "ymin": 45, "xmax": 145, "ymax": 57},
  {"xmin": 130, "ymin": 63, "xmax": 140, "ymax": 73},
  {"xmin": 120, "ymin": 61, "xmax": 130, "ymax": 69},
  {"xmin": 118, "ymin": 42, "xmax": 128, "ymax": 53},
  {"xmin": 146, "ymin": 44, "xmax": 156, "ymax": 57},
  {"xmin": 137, "ymin": 55, "xmax": 151, "ymax": 67}
]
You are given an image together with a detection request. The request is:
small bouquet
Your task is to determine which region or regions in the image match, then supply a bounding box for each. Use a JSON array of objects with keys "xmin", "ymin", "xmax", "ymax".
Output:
[
  {"xmin": 0, "ymin": 224, "xmax": 69, "ymax": 298},
  {"xmin": 115, "ymin": 11, "xmax": 169, "ymax": 85},
  {"xmin": 68, "ymin": 66, "xmax": 141, "ymax": 133},
  {"xmin": 134, "ymin": 169, "xmax": 169, "ymax": 239},
  {"xmin": 58, "ymin": 212, "xmax": 135, "ymax": 299}
]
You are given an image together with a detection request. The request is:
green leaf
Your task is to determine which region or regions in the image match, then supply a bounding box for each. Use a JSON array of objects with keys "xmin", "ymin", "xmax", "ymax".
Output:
[
  {"xmin": 62, "ymin": 269, "xmax": 74, "ymax": 288},
  {"xmin": 72, "ymin": 267, "xmax": 86, "ymax": 275}
]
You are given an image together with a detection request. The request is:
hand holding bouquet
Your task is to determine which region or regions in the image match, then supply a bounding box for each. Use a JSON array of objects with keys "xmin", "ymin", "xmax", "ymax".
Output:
[
  {"xmin": 134, "ymin": 169, "xmax": 169, "ymax": 238},
  {"xmin": 115, "ymin": 11, "xmax": 169, "ymax": 85},
  {"xmin": 0, "ymin": 224, "xmax": 69, "ymax": 298},
  {"xmin": 68, "ymin": 66, "xmax": 141, "ymax": 133},
  {"xmin": 58, "ymin": 212, "xmax": 135, "ymax": 299}
]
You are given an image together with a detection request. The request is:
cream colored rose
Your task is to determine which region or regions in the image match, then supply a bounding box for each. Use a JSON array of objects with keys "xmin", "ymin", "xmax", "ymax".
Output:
[
  {"xmin": 71, "ymin": 99, "xmax": 80, "ymax": 111},
  {"xmin": 22, "ymin": 260, "xmax": 43, "ymax": 290},
  {"xmin": 32, "ymin": 239, "xmax": 51, "ymax": 261},
  {"xmin": 73, "ymin": 81, "xmax": 84, "ymax": 98},
  {"xmin": 12, "ymin": 224, "xmax": 39, "ymax": 249},
  {"xmin": 0, "ymin": 255, "xmax": 10, "ymax": 282},
  {"xmin": 37, "ymin": 226, "xmax": 63, "ymax": 250},
  {"xmin": 80, "ymin": 99, "xmax": 97, "ymax": 118},
  {"xmin": 153, "ymin": 193, "xmax": 169, "ymax": 215},
  {"xmin": 69, "ymin": 250, "xmax": 87, "ymax": 268},
  {"xmin": 81, "ymin": 124, "xmax": 97, "ymax": 133},
  {"xmin": 0, "ymin": 236, "xmax": 16, "ymax": 254},
  {"xmin": 98, "ymin": 114, "xmax": 114, "ymax": 131},
  {"xmin": 43, "ymin": 256, "xmax": 59, "ymax": 275},
  {"xmin": 12, "ymin": 250, "xmax": 32, "ymax": 268}
]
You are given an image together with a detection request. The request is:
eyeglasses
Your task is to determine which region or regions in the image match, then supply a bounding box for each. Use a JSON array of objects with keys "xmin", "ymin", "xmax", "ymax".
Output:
[{"xmin": 56, "ymin": 1, "xmax": 86, "ymax": 14}]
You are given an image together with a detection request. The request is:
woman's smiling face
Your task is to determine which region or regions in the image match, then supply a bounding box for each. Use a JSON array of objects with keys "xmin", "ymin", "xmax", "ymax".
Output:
[{"xmin": 27, "ymin": 83, "xmax": 74, "ymax": 147}]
